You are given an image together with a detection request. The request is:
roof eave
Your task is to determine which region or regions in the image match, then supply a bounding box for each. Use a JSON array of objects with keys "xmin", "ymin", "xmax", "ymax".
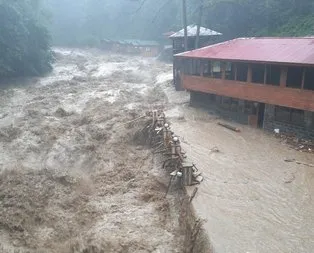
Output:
[{"xmin": 175, "ymin": 55, "xmax": 314, "ymax": 67}]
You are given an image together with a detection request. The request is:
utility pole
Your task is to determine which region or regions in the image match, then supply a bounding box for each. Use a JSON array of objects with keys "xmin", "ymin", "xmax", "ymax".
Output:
[
  {"xmin": 182, "ymin": 0, "xmax": 188, "ymax": 51},
  {"xmin": 195, "ymin": 0, "xmax": 204, "ymax": 49}
]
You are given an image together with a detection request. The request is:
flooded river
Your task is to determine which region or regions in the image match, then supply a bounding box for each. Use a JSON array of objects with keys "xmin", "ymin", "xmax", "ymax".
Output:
[
  {"xmin": 0, "ymin": 48, "xmax": 313, "ymax": 253},
  {"xmin": 0, "ymin": 48, "xmax": 183, "ymax": 253}
]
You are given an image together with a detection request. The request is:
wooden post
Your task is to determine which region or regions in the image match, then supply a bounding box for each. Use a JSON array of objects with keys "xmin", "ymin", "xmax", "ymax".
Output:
[
  {"xmin": 195, "ymin": 0, "xmax": 204, "ymax": 49},
  {"xmin": 200, "ymin": 60, "xmax": 204, "ymax": 76},
  {"xmin": 173, "ymin": 57, "xmax": 176, "ymax": 87},
  {"xmin": 301, "ymin": 68, "xmax": 306, "ymax": 89},
  {"xmin": 221, "ymin": 62, "xmax": 226, "ymax": 79},
  {"xmin": 182, "ymin": 0, "xmax": 188, "ymax": 51},
  {"xmin": 234, "ymin": 63, "xmax": 238, "ymax": 81},
  {"xmin": 280, "ymin": 66, "xmax": 288, "ymax": 87},
  {"xmin": 182, "ymin": 163, "xmax": 193, "ymax": 186},
  {"xmin": 247, "ymin": 64, "xmax": 252, "ymax": 83},
  {"xmin": 264, "ymin": 64, "xmax": 267, "ymax": 84},
  {"xmin": 190, "ymin": 59, "xmax": 193, "ymax": 75}
]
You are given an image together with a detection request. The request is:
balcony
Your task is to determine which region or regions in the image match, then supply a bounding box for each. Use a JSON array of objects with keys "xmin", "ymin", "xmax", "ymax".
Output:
[{"xmin": 182, "ymin": 74, "xmax": 314, "ymax": 112}]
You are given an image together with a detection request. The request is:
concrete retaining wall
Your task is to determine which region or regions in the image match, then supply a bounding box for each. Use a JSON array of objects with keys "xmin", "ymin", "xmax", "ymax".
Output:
[
  {"xmin": 190, "ymin": 91, "xmax": 251, "ymax": 125},
  {"xmin": 190, "ymin": 91, "xmax": 314, "ymax": 139},
  {"xmin": 263, "ymin": 104, "xmax": 314, "ymax": 139}
]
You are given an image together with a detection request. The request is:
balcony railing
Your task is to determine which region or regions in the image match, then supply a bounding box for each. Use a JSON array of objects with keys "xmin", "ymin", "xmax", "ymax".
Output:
[{"xmin": 182, "ymin": 74, "xmax": 314, "ymax": 112}]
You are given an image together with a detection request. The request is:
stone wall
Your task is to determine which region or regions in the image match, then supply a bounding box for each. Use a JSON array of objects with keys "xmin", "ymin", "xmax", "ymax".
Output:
[
  {"xmin": 190, "ymin": 91, "xmax": 251, "ymax": 125},
  {"xmin": 263, "ymin": 104, "xmax": 314, "ymax": 139},
  {"xmin": 190, "ymin": 91, "xmax": 314, "ymax": 139}
]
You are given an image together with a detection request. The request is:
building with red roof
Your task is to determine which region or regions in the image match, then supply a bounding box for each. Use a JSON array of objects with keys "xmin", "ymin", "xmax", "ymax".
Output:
[
  {"xmin": 174, "ymin": 37, "xmax": 314, "ymax": 138},
  {"xmin": 169, "ymin": 25, "xmax": 222, "ymax": 55}
]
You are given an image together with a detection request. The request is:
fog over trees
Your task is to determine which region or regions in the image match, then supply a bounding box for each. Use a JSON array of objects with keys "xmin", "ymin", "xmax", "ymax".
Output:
[{"xmin": 1, "ymin": 0, "xmax": 313, "ymax": 78}]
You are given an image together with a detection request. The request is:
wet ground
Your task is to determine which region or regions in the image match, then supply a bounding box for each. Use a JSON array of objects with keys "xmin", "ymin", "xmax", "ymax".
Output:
[
  {"xmin": 0, "ymin": 48, "xmax": 313, "ymax": 253},
  {"xmin": 166, "ymin": 106, "xmax": 314, "ymax": 253}
]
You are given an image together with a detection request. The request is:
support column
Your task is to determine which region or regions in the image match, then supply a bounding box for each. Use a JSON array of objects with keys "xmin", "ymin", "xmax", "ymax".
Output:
[
  {"xmin": 221, "ymin": 62, "xmax": 226, "ymax": 79},
  {"xmin": 200, "ymin": 60, "xmax": 204, "ymax": 76},
  {"xmin": 264, "ymin": 64, "xmax": 267, "ymax": 84},
  {"xmin": 173, "ymin": 57, "xmax": 176, "ymax": 87},
  {"xmin": 280, "ymin": 66, "xmax": 288, "ymax": 88},
  {"xmin": 302, "ymin": 68, "xmax": 306, "ymax": 89},
  {"xmin": 247, "ymin": 64, "xmax": 252, "ymax": 83},
  {"xmin": 304, "ymin": 111, "xmax": 313, "ymax": 130}
]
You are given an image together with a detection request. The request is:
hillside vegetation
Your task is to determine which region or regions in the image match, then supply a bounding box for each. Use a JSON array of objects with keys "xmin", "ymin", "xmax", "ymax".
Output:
[
  {"xmin": 45, "ymin": 0, "xmax": 314, "ymax": 46},
  {"xmin": 0, "ymin": 0, "xmax": 313, "ymax": 78},
  {"xmin": 0, "ymin": 0, "xmax": 53, "ymax": 78}
]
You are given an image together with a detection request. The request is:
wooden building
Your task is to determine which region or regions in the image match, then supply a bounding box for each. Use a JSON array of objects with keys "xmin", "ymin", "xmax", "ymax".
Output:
[
  {"xmin": 101, "ymin": 39, "xmax": 160, "ymax": 57},
  {"xmin": 169, "ymin": 25, "xmax": 222, "ymax": 55},
  {"xmin": 169, "ymin": 25, "xmax": 222, "ymax": 89},
  {"xmin": 174, "ymin": 37, "xmax": 314, "ymax": 138}
]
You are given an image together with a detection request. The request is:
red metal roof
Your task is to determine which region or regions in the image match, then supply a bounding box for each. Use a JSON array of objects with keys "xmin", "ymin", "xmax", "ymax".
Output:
[{"xmin": 176, "ymin": 37, "xmax": 314, "ymax": 65}]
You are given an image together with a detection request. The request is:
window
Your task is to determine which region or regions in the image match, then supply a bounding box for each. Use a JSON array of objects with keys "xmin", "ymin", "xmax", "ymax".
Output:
[
  {"xmin": 244, "ymin": 101, "xmax": 255, "ymax": 114},
  {"xmin": 203, "ymin": 61, "xmax": 211, "ymax": 77},
  {"xmin": 275, "ymin": 106, "xmax": 304, "ymax": 126},
  {"xmin": 191, "ymin": 59, "xmax": 201, "ymax": 76},
  {"xmin": 183, "ymin": 59, "xmax": 192, "ymax": 75},
  {"xmin": 275, "ymin": 106, "xmax": 291, "ymax": 122},
  {"xmin": 188, "ymin": 39, "xmax": 195, "ymax": 50},
  {"xmin": 291, "ymin": 109, "xmax": 305, "ymax": 123},
  {"xmin": 266, "ymin": 65, "xmax": 280, "ymax": 86},
  {"xmin": 182, "ymin": 59, "xmax": 202, "ymax": 76},
  {"xmin": 286, "ymin": 66, "xmax": 303, "ymax": 88},
  {"xmin": 236, "ymin": 63, "xmax": 248, "ymax": 82},
  {"xmin": 252, "ymin": 64, "xmax": 265, "ymax": 84},
  {"xmin": 304, "ymin": 67, "xmax": 314, "ymax": 90},
  {"xmin": 225, "ymin": 62, "xmax": 236, "ymax": 80},
  {"xmin": 174, "ymin": 39, "xmax": 183, "ymax": 49},
  {"xmin": 211, "ymin": 61, "xmax": 221, "ymax": 78},
  {"xmin": 220, "ymin": 96, "xmax": 232, "ymax": 110}
]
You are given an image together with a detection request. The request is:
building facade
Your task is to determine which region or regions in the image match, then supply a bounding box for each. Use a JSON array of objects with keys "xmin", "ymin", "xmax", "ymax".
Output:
[
  {"xmin": 101, "ymin": 39, "xmax": 160, "ymax": 57},
  {"xmin": 169, "ymin": 25, "xmax": 222, "ymax": 55},
  {"xmin": 169, "ymin": 25, "xmax": 223, "ymax": 90},
  {"xmin": 174, "ymin": 37, "xmax": 314, "ymax": 138}
]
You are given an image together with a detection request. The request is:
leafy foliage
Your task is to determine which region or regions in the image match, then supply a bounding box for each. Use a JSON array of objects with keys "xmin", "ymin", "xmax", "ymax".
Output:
[
  {"xmin": 198, "ymin": 0, "xmax": 314, "ymax": 39},
  {"xmin": 0, "ymin": 0, "xmax": 53, "ymax": 78}
]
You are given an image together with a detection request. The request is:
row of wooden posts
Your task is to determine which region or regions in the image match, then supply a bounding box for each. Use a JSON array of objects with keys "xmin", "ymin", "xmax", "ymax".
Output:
[{"xmin": 149, "ymin": 110, "xmax": 203, "ymax": 188}]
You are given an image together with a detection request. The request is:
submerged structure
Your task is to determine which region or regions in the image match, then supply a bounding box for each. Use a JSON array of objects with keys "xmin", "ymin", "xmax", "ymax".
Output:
[
  {"xmin": 174, "ymin": 37, "xmax": 314, "ymax": 138},
  {"xmin": 100, "ymin": 39, "xmax": 160, "ymax": 57}
]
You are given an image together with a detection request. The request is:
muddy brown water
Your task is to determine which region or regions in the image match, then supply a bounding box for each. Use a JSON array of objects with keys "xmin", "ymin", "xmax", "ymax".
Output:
[
  {"xmin": 0, "ymin": 48, "xmax": 313, "ymax": 253},
  {"xmin": 0, "ymin": 48, "xmax": 188, "ymax": 253}
]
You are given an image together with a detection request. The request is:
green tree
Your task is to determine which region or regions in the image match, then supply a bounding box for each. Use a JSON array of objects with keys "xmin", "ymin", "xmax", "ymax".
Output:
[
  {"xmin": 0, "ymin": 0, "xmax": 53, "ymax": 78},
  {"xmin": 197, "ymin": 0, "xmax": 314, "ymax": 38}
]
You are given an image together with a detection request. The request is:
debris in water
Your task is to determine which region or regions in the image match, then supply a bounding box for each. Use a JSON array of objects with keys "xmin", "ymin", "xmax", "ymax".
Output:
[
  {"xmin": 55, "ymin": 107, "xmax": 70, "ymax": 117},
  {"xmin": 218, "ymin": 122, "xmax": 240, "ymax": 132},
  {"xmin": 141, "ymin": 110, "xmax": 203, "ymax": 189},
  {"xmin": 284, "ymin": 158, "xmax": 314, "ymax": 167}
]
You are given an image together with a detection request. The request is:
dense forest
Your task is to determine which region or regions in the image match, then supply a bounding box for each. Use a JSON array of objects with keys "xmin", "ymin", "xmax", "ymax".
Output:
[
  {"xmin": 0, "ymin": 0, "xmax": 53, "ymax": 78},
  {"xmin": 1, "ymin": 0, "xmax": 313, "ymax": 77}
]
